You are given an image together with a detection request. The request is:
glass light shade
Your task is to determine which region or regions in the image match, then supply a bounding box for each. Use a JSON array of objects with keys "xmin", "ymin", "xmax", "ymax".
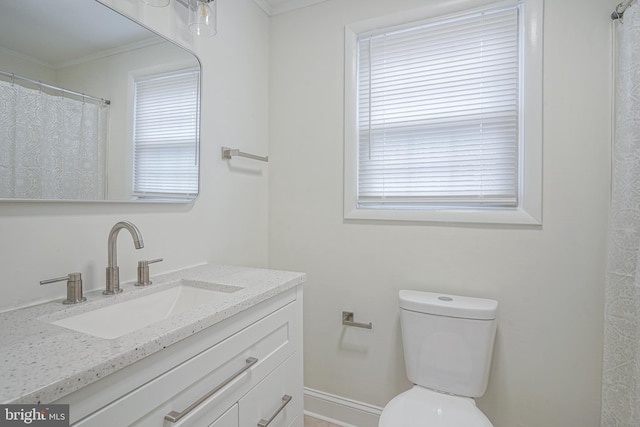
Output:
[
  {"xmin": 189, "ymin": 0, "xmax": 217, "ymax": 37},
  {"xmin": 141, "ymin": 0, "xmax": 170, "ymax": 6}
]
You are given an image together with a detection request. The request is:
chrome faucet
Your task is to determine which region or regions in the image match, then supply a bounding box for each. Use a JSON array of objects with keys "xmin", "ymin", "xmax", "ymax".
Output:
[{"xmin": 105, "ymin": 221, "xmax": 144, "ymax": 295}]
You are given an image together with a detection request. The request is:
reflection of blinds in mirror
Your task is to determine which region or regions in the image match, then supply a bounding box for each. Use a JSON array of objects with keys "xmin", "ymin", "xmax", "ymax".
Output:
[{"xmin": 133, "ymin": 68, "xmax": 200, "ymax": 199}]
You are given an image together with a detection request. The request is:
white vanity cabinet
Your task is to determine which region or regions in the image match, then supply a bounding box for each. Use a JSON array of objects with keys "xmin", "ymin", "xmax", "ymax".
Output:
[
  {"xmin": 209, "ymin": 405, "xmax": 238, "ymax": 427},
  {"xmin": 54, "ymin": 286, "xmax": 303, "ymax": 427}
]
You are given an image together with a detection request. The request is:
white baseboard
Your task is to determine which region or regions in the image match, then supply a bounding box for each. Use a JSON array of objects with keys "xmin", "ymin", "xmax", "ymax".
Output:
[{"xmin": 304, "ymin": 387, "xmax": 383, "ymax": 427}]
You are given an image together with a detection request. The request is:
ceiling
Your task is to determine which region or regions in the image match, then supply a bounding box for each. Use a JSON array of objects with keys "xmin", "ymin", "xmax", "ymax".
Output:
[
  {"xmin": 252, "ymin": 0, "xmax": 329, "ymax": 16},
  {"xmin": 0, "ymin": 0, "xmax": 327, "ymax": 70},
  {"xmin": 0, "ymin": 0, "xmax": 155, "ymax": 69}
]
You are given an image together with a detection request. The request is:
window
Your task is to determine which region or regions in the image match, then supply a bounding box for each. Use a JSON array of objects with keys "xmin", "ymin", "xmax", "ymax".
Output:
[
  {"xmin": 344, "ymin": 0, "xmax": 542, "ymax": 224},
  {"xmin": 133, "ymin": 69, "xmax": 200, "ymax": 199}
]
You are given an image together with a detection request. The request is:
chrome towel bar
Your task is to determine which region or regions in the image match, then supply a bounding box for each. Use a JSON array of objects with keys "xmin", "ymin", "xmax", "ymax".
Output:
[{"xmin": 221, "ymin": 146, "xmax": 269, "ymax": 163}]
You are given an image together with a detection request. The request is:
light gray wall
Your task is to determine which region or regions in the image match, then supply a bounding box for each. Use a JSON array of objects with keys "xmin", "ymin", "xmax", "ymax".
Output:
[
  {"xmin": 267, "ymin": 0, "xmax": 613, "ymax": 426},
  {"xmin": 0, "ymin": 49, "xmax": 55, "ymax": 83},
  {"xmin": 0, "ymin": 0, "xmax": 270, "ymax": 311}
]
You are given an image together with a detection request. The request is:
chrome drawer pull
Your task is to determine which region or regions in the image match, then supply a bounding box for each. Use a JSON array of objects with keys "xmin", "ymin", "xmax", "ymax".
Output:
[
  {"xmin": 257, "ymin": 394, "xmax": 292, "ymax": 427},
  {"xmin": 164, "ymin": 357, "xmax": 258, "ymax": 423}
]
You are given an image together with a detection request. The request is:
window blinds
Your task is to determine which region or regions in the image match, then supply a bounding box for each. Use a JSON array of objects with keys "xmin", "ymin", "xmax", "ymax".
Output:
[
  {"xmin": 357, "ymin": 4, "xmax": 520, "ymax": 208},
  {"xmin": 133, "ymin": 69, "xmax": 200, "ymax": 198}
]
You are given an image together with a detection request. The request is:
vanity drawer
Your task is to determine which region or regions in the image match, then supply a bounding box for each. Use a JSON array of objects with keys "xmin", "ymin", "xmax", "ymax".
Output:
[
  {"xmin": 238, "ymin": 353, "xmax": 303, "ymax": 427},
  {"xmin": 73, "ymin": 300, "xmax": 298, "ymax": 427},
  {"xmin": 209, "ymin": 404, "xmax": 238, "ymax": 427}
]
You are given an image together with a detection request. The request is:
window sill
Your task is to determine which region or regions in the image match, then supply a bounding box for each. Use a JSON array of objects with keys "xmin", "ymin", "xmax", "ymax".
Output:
[{"xmin": 344, "ymin": 205, "xmax": 541, "ymax": 226}]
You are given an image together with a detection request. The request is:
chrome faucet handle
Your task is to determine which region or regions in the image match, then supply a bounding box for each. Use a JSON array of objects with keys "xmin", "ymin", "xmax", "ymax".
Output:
[
  {"xmin": 40, "ymin": 272, "xmax": 87, "ymax": 305},
  {"xmin": 135, "ymin": 258, "xmax": 163, "ymax": 286}
]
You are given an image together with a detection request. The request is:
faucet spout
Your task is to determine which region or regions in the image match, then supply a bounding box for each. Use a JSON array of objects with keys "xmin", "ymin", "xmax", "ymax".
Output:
[{"xmin": 105, "ymin": 221, "xmax": 144, "ymax": 295}]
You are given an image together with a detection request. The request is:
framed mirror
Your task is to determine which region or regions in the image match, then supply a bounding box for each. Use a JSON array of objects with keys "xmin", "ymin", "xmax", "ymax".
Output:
[{"xmin": 0, "ymin": 0, "xmax": 200, "ymax": 202}]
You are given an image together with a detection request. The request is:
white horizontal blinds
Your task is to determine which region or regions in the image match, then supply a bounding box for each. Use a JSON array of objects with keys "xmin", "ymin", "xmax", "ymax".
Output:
[
  {"xmin": 133, "ymin": 69, "xmax": 200, "ymax": 198},
  {"xmin": 357, "ymin": 4, "xmax": 520, "ymax": 208}
]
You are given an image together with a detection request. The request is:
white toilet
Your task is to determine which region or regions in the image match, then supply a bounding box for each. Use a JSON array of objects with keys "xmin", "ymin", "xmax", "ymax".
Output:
[{"xmin": 379, "ymin": 290, "xmax": 498, "ymax": 427}]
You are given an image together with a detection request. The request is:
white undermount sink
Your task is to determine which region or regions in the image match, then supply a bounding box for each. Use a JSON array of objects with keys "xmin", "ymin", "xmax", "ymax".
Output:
[{"xmin": 50, "ymin": 281, "xmax": 242, "ymax": 339}]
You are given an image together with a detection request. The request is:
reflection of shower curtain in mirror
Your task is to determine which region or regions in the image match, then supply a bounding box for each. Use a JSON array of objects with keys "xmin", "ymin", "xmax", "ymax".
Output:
[{"xmin": 0, "ymin": 81, "xmax": 107, "ymax": 199}]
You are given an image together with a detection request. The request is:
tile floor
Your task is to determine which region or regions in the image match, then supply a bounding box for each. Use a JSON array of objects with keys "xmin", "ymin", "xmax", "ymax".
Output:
[{"xmin": 304, "ymin": 414, "xmax": 342, "ymax": 427}]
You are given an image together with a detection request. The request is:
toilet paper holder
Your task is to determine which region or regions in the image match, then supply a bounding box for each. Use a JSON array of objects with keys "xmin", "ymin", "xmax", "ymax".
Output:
[{"xmin": 342, "ymin": 311, "xmax": 372, "ymax": 329}]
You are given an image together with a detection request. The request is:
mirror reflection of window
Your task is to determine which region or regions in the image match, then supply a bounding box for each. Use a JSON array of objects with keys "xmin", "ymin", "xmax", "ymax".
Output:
[{"xmin": 132, "ymin": 69, "xmax": 200, "ymax": 200}]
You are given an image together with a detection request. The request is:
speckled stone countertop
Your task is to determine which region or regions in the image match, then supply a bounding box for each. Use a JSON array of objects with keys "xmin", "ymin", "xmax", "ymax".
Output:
[{"xmin": 0, "ymin": 263, "xmax": 305, "ymax": 404}]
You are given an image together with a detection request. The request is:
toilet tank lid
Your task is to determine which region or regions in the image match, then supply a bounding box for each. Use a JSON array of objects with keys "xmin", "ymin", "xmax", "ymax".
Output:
[{"xmin": 399, "ymin": 290, "xmax": 498, "ymax": 320}]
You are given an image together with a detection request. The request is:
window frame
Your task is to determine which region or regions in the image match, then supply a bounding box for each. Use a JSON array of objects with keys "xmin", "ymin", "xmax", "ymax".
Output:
[{"xmin": 343, "ymin": 0, "xmax": 543, "ymax": 225}]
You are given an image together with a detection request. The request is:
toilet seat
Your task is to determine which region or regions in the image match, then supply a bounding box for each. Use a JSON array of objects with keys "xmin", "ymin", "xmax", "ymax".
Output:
[{"xmin": 379, "ymin": 386, "xmax": 494, "ymax": 427}]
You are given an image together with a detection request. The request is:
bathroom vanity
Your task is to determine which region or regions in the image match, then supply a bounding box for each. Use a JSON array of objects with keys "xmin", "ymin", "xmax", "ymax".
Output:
[{"xmin": 0, "ymin": 264, "xmax": 305, "ymax": 427}]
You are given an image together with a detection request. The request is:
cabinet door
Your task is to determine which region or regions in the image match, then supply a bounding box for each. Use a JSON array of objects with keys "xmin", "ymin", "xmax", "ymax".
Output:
[
  {"xmin": 209, "ymin": 404, "xmax": 238, "ymax": 427},
  {"xmin": 238, "ymin": 353, "xmax": 303, "ymax": 427}
]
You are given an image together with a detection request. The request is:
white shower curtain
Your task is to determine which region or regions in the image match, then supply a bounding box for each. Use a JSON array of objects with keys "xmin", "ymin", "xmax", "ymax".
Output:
[
  {"xmin": 0, "ymin": 80, "xmax": 107, "ymax": 200},
  {"xmin": 602, "ymin": 4, "xmax": 640, "ymax": 426}
]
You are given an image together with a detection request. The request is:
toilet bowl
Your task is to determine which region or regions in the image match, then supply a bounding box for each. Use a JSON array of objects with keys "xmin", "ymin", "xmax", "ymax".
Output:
[
  {"xmin": 379, "ymin": 386, "xmax": 493, "ymax": 427},
  {"xmin": 379, "ymin": 290, "xmax": 498, "ymax": 427}
]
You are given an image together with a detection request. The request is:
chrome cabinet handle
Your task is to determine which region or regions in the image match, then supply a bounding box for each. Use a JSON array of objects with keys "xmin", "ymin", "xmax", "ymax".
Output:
[
  {"xmin": 164, "ymin": 357, "xmax": 258, "ymax": 423},
  {"xmin": 257, "ymin": 395, "xmax": 292, "ymax": 427}
]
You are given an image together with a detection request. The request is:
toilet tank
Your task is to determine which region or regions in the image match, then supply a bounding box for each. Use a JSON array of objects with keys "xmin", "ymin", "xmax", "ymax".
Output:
[{"xmin": 399, "ymin": 290, "xmax": 498, "ymax": 398}]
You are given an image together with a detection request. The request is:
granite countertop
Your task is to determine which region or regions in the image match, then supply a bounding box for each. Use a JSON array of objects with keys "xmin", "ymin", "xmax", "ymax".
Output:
[{"xmin": 0, "ymin": 264, "xmax": 305, "ymax": 404}]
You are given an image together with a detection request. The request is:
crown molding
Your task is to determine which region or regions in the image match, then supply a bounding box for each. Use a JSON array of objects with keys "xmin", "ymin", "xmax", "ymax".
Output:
[{"xmin": 252, "ymin": 0, "xmax": 328, "ymax": 16}]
